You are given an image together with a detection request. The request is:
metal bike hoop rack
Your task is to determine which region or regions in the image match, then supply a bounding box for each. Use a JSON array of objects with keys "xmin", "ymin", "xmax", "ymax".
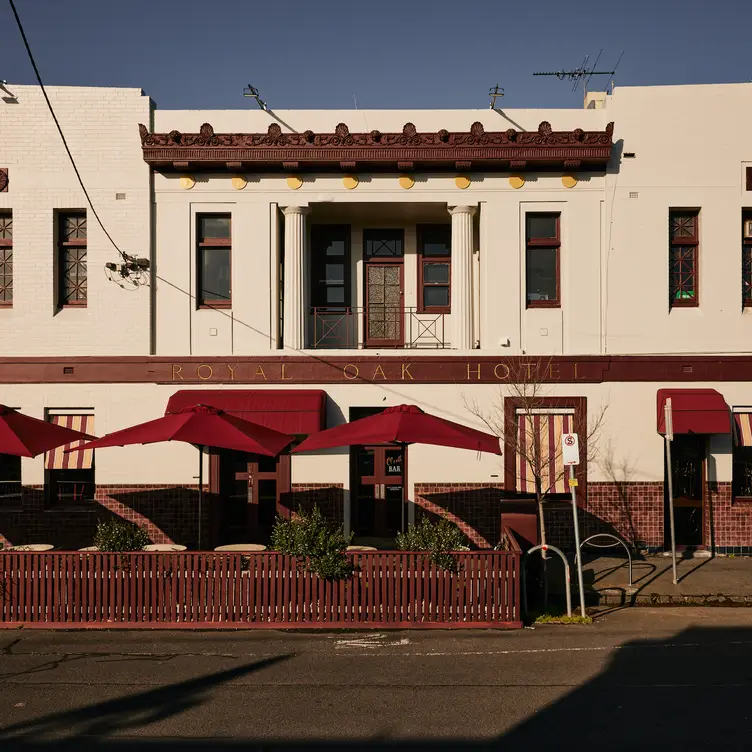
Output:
[
  {"xmin": 522, "ymin": 544, "xmax": 572, "ymax": 618},
  {"xmin": 575, "ymin": 533, "xmax": 633, "ymax": 588}
]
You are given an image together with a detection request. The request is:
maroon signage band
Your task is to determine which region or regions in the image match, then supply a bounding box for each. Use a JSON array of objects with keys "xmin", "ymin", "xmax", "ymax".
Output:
[{"xmin": 1, "ymin": 355, "xmax": 752, "ymax": 385}]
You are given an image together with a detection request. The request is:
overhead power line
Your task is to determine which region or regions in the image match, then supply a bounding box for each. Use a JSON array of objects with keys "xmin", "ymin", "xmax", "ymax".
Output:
[{"xmin": 7, "ymin": 0, "xmax": 131, "ymax": 264}]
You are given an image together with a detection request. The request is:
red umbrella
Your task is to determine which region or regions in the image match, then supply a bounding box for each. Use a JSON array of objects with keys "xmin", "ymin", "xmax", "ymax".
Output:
[
  {"xmin": 0, "ymin": 404, "xmax": 96, "ymax": 457},
  {"xmin": 75, "ymin": 404, "xmax": 294, "ymax": 548},
  {"xmin": 292, "ymin": 404, "xmax": 501, "ymax": 455}
]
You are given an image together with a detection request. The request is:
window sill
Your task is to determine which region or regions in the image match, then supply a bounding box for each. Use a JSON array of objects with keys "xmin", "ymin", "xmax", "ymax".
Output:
[
  {"xmin": 526, "ymin": 301, "xmax": 561, "ymax": 309},
  {"xmin": 417, "ymin": 307, "xmax": 450, "ymax": 315},
  {"xmin": 60, "ymin": 302, "xmax": 88, "ymax": 308},
  {"xmin": 670, "ymin": 301, "xmax": 699, "ymax": 309},
  {"xmin": 0, "ymin": 301, "xmax": 12, "ymax": 308},
  {"xmin": 733, "ymin": 496, "xmax": 752, "ymax": 506},
  {"xmin": 198, "ymin": 302, "xmax": 232, "ymax": 310}
]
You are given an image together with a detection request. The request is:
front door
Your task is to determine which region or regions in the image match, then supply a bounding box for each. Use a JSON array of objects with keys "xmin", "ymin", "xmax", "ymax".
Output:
[
  {"xmin": 363, "ymin": 229, "xmax": 404, "ymax": 348},
  {"xmin": 668, "ymin": 435, "xmax": 705, "ymax": 547},
  {"xmin": 217, "ymin": 451, "xmax": 290, "ymax": 544},
  {"xmin": 352, "ymin": 445, "xmax": 405, "ymax": 539}
]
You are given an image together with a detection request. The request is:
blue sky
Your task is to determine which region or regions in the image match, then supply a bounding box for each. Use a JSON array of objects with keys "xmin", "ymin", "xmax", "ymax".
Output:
[{"xmin": 1, "ymin": 0, "xmax": 750, "ymax": 110}]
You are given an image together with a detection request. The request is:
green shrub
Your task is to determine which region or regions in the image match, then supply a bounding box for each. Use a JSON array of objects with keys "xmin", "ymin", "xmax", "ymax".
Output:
[
  {"xmin": 271, "ymin": 506, "xmax": 353, "ymax": 580},
  {"xmin": 396, "ymin": 517, "xmax": 468, "ymax": 571},
  {"xmin": 93, "ymin": 520, "xmax": 150, "ymax": 552}
]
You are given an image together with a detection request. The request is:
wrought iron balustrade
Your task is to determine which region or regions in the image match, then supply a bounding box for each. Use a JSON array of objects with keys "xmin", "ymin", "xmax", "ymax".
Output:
[{"xmin": 309, "ymin": 307, "xmax": 449, "ymax": 349}]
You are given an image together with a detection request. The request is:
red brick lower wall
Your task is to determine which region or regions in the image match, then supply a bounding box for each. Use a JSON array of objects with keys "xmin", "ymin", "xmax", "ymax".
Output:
[
  {"xmin": 283, "ymin": 484, "xmax": 344, "ymax": 524},
  {"xmin": 3, "ymin": 480, "xmax": 752, "ymax": 551},
  {"xmin": 0, "ymin": 483, "xmax": 345, "ymax": 550},
  {"xmin": 0, "ymin": 485, "xmax": 207, "ymax": 550},
  {"xmin": 706, "ymin": 483, "xmax": 752, "ymax": 551},
  {"xmin": 546, "ymin": 482, "xmax": 665, "ymax": 550},
  {"xmin": 413, "ymin": 484, "xmax": 505, "ymax": 549}
]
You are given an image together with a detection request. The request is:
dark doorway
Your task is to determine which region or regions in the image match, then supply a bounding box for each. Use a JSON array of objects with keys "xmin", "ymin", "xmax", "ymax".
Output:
[
  {"xmin": 310, "ymin": 225, "xmax": 352, "ymax": 348},
  {"xmin": 216, "ymin": 451, "xmax": 290, "ymax": 545},
  {"xmin": 349, "ymin": 407, "xmax": 405, "ymax": 540},
  {"xmin": 666, "ymin": 435, "xmax": 706, "ymax": 548}
]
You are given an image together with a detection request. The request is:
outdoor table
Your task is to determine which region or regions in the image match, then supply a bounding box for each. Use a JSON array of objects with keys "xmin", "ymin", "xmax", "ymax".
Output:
[
  {"xmin": 213, "ymin": 544, "xmax": 267, "ymax": 552},
  {"xmin": 7, "ymin": 544, "xmax": 54, "ymax": 552},
  {"xmin": 143, "ymin": 544, "xmax": 187, "ymax": 552},
  {"xmin": 347, "ymin": 545, "xmax": 378, "ymax": 552}
]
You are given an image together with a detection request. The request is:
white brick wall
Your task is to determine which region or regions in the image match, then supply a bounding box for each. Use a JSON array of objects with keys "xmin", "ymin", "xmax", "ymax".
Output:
[{"xmin": 0, "ymin": 85, "xmax": 152, "ymax": 355}]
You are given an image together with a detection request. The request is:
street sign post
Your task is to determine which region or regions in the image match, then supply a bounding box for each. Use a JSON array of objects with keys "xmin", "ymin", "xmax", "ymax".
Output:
[
  {"xmin": 664, "ymin": 398, "xmax": 678, "ymax": 585},
  {"xmin": 562, "ymin": 432, "xmax": 586, "ymax": 618}
]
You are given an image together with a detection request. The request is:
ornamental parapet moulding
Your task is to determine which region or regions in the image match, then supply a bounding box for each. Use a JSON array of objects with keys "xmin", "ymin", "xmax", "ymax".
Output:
[{"xmin": 139, "ymin": 121, "xmax": 614, "ymax": 173}]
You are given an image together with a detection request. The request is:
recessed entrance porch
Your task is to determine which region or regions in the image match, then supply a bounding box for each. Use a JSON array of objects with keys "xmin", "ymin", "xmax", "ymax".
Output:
[{"xmin": 281, "ymin": 202, "xmax": 479, "ymax": 351}]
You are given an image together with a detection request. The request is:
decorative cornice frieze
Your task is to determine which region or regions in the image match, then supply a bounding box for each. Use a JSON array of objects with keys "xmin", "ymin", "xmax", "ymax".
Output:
[{"xmin": 139, "ymin": 121, "xmax": 614, "ymax": 173}]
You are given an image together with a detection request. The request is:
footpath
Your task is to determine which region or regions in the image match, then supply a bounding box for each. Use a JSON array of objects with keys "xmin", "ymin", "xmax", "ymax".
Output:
[{"xmin": 551, "ymin": 553, "xmax": 752, "ymax": 607}]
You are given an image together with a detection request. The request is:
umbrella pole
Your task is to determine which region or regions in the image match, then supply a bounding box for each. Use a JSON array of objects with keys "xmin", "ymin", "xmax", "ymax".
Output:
[
  {"xmin": 402, "ymin": 442, "xmax": 408, "ymax": 534},
  {"xmin": 198, "ymin": 444, "xmax": 203, "ymax": 550}
]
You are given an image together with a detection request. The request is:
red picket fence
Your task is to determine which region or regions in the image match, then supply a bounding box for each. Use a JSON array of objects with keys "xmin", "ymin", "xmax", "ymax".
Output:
[{"xmin": 0, "ymin": 547, "xmax": 521, "ymax": 629}]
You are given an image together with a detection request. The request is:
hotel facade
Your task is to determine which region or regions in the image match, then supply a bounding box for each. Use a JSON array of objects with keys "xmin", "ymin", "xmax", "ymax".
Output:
[{"xmin": 2, "ymin": 81, "xmax": 752, "ymax": 553}]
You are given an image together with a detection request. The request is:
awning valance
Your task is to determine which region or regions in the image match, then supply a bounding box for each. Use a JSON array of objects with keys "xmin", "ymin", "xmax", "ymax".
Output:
[
  {"xmin": 656, "ymin": 389, "xmax": 730, "ymax": 435},
  {"xmin": 734, "ymin": 413, "xmax": 752, "ymax": 446},
  {"xmin": 515, "ymin": 412, "xmax": 573, "ymax": 495},
  {"xmin": 165, "ymin": 390, "xmax": 326, "ymax": 434},
  {"xmin": 46, "ymin": 415, "xmax": 95, "ymax": 469}
]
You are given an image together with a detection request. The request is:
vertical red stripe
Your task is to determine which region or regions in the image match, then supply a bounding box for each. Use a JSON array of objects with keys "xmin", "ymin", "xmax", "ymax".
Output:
[
  {"xmin": 61, "ymin": 416, "xmax": 72, "ymax": 470},
  {"xmin": 546, "ymin": 415, "xmax": 556, "ymax": 494},
  {"xmin": 532, "ymin": 414, "xmax": 540, "ymax": 494}
]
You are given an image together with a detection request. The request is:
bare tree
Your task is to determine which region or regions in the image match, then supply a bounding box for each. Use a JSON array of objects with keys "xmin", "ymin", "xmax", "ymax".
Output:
[{"xmin": 464, "ymin": 357, "xmax": 607, "ymax": 553}]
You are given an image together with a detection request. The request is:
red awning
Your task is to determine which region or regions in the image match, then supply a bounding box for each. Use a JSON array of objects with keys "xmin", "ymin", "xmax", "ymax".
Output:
[
  {"xmin": 165, "ymin": 390, "xmax": 326, "ymax": 434},
  {"xmin": 656, "ymin": 389, "xmax": 730, "ymax": 435},
  {"xmin": 293, "ymin": 404, "xmax": 501, "ymax": 455}
]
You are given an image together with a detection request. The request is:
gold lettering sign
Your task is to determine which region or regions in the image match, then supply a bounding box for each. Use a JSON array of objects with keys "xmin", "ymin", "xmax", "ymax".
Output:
[
  {"xmin": 493, "ymin": 363, "xmax": 510, "ymax": 380},
  {"xmin": 467, "ymin": 363, "xmax": 481, "ymax": 380},
  {"xmin": 343, "ymin": 364, "xmax": 359, "ymax": 380},
  {"xmin": 163, "ymin": 359, "xmax": 593, "ymax": 383}
]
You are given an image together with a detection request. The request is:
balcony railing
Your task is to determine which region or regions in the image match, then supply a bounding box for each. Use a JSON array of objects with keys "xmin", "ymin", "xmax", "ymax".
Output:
[{"xmin": 309, "ymin": 307, "xmax": 449, "ymax": 349}]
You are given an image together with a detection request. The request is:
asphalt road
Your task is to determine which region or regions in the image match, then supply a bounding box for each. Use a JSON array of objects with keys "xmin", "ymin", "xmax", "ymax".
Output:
[{"xmin": 0, "ymin": 608, "xmax": 751, "ymax": 750}]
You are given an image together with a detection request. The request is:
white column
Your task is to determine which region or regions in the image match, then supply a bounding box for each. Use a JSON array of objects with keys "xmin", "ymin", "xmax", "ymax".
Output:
[
  {"xmin": 449, "ymin": 205, "xmax": 477, "ymax": 350},
  {"xmin": 282, "ymin": 206, "xmax": 309, "ymax": 350}
]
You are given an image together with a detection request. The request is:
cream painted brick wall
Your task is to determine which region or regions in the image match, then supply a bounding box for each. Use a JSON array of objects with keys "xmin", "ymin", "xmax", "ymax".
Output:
[{"xmin": 0, "ymin": 85, "xmax": 152, "ymax": 355}]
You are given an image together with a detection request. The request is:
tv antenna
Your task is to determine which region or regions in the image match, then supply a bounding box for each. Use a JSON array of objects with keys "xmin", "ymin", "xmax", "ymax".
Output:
[
  {"xmin": 488, "ymin": 85, "xmax": 504, "ymax": 108},
  {"xmin": 534, "ymin": 50, "xmax": 624, "ymax": 93},
  {"xmin": 243, "ymin": 84, "xmax": 269, "ymax": 111}
]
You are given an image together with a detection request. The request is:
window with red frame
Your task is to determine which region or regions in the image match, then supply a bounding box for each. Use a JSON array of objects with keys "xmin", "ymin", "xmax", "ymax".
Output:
[
  {"xmin": 0, "ymin": 211, "xmax": 11, "ymax": 307},
  {"xmin": 58, "ymin": 211, "xmax": 87, "ymax": 306},
  {"xmin": 743, "ymin": 211, "xmax": 752, "ymax": 307},
  {"xmin": 669, "ymin": 209, "xmax": 700, "ymax": 307},
  {"xmin": 525, "ymin": 213, "xmax": 560, "ymax": 308},
  {"xmin": 197, "ymin": 214, "xmax": 231, "ymax": 307},
  {"xmin": 418, "ymin": 225, "xmax": 451, "ymax": 312}
]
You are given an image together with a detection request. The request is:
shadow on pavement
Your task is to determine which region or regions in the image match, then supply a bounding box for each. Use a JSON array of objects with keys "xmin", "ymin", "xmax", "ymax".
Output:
[{"xmin": 1, "ymin": 626, "xmax": 750, "ymax": 750}]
